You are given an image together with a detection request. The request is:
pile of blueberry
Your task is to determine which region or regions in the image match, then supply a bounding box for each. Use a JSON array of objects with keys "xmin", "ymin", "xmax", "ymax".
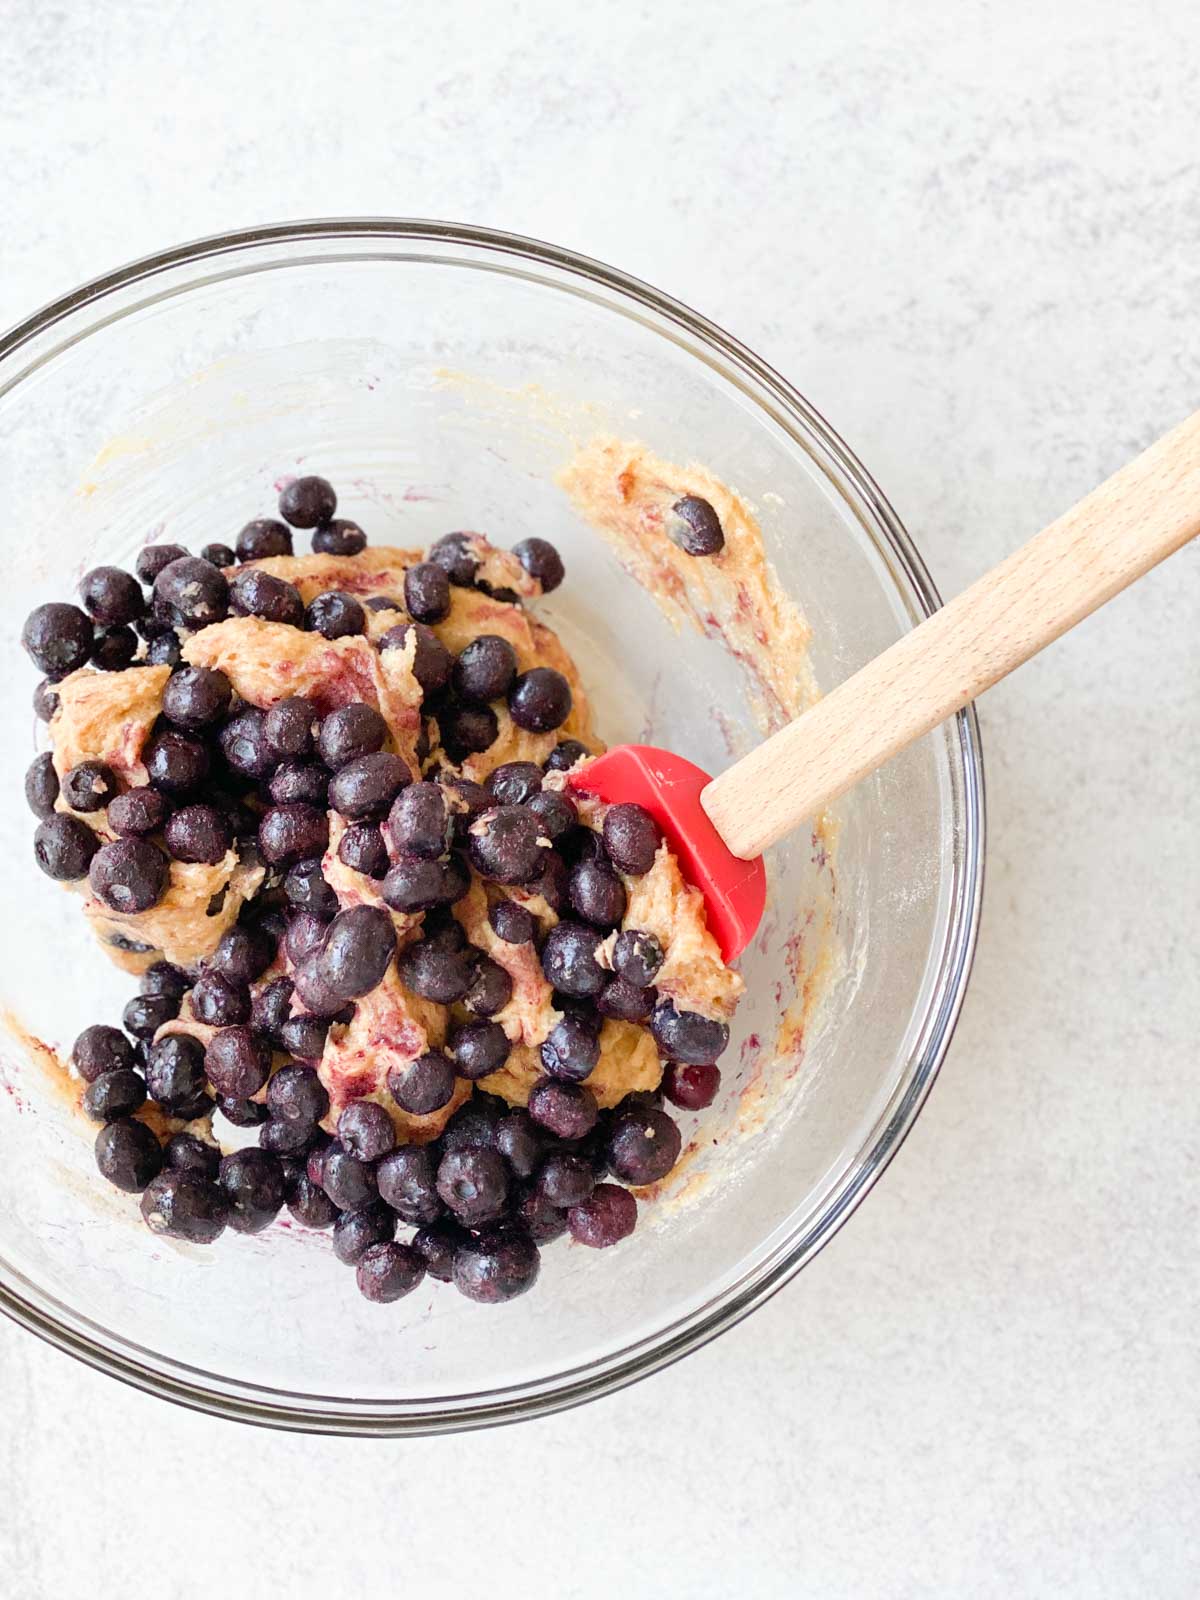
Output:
[{"xmin": 20, "ymin": 474, "xmax": 731, "ymax": 1307}]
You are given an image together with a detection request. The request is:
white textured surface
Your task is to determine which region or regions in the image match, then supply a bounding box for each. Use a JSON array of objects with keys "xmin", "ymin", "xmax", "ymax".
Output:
[{"xmin": 1, "ymin": 3, "xmax": 1197, "ymax": 1595}]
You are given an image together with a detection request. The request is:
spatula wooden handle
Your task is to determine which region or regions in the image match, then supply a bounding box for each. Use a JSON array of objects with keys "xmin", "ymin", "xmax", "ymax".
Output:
[{"xmin": 702, "ymin": 408, "xmax": 1200, "ymax": 860}]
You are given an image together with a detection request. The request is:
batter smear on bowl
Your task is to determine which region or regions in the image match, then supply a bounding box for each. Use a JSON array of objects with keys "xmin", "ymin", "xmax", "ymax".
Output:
[{"xmin": 21, "ymin": 473, "xmax": 747, "ymax": 1305}]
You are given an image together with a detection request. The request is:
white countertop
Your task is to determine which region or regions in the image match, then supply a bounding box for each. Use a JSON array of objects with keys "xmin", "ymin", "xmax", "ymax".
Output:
[{"xmin": 2, "ymin": 3, "xmax": 1196, "ymax": 1595}]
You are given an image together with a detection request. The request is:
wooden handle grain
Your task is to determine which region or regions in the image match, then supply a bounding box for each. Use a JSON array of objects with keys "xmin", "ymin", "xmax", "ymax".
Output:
[{"xmin": 702, "ymin": 408, "xmax": 1200, "ymax": 859}]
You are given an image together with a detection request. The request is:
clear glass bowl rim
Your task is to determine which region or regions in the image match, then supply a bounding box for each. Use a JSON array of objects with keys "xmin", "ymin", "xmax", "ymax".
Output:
[{"xmin": 0, "ymin": 217, "xmax": 985, "ymax": 1435}]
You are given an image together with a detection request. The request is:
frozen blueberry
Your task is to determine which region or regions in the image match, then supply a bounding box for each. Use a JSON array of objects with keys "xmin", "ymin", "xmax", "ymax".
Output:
[
  {"xmin": 606, "ymin": 1105, "xmax": 681, "ymax": 1185},
  {"xmin": 328, "ymin": 751, "xmax": 409, "ymax": 820},
  {"xmin": 387, "ymin": 1049, "xmax": 457, "ymax": 1116},
  {"xmin": 468, "ymin": 806, "xmax": 549, "ymax": 885},
  {"xmin": 527, "ymin": 1078, "xmax": 598, "ymax": 1140},
  {"xmin": 321, "ymin": 1142, "xmax": 378, "ymax": 1210},
  {"xmin": 511, "ymin": 536, "xmax": 564, "ymax": 592},
  {"xmin": 602, "ymin": 803, "xmax": 662, "ymax": 874},
  {"xmin": 398, "ymin": 938, "xmax": 474, "ymax": 1004},
  {"xmin": 508, "ymin": 668, "xmax": 572, "ymax": 733},
  {"xmin": 165, "ymin": 1130, "xmax": 220, "ymax": 1179},
  {"xmin": 597, "ymin": 977, "xmax": 655, "ymax": 1022},
  {"xmin": 379, "ymin": 621, "xmax": 453, "ymax": 695},
  {"xmin": 146, "ymin": 632, "xmax": 182, "ymax": 667},
  {"xmin": 285, "ymin": 909, "xmax": 329, "ymax": 966},
  {"xmin": 57, "ymin": 760, "xmax": 115, "ymax": 819},
  {"xmin": 24, "ymin": 753, "xmax": 59, "ymax": 820},
  {"xmin": 453, "ymin": 635, "xmax": 517, "ymax": 703},
  {"xmin": 141, "ymin": 1168, "xmax": 229, "ymax": 1241},
  {"xmin": 567, "ymin": 1182, "xmax": 637, "ymax": 1247},
  {"xmin": 277, "ymin": 1013, "xmax": 331, "ymax": 1062},
  {"xmin": 144, "ymin": 1034, "xmax": 207, "ymax": 1113},
  {"xmin": 540, "ymin": 921, "xmax": 604, "ymax": 998},
  {"xmin": 356, "ymin": 1240, "xmax": 426, "ymax": 1302},
  {"xmin": 286, "ymin": 1172, "xmax": 340, "ymax": 1229},
  {"xmin": 267, "ymin": 1063, "xmax": 330, "ymax": 1127},
  {"xmin": 568, "ymin": 857, "xmax": 626, "ymax": 928},
  {"xmin": 153, "ymin": 556, "xmax": 229, "ymax": 629},
  {"xmin": 338, "ymin": 822, "xmax": 388, "ymax": 878},
  {"xmin": 190, "ymin": 970, "xmax": 251, "ymax": 1027},
  {"xmin": 668, "ymin": 495, "xmax": 725, "ymax": 556},
  {"xmin": 82, "ymin": 1068, "xmax": 147, "ymax": 1123},
  {"xmin": 229, "ymin": 568, "xmax": 305, "ymax": 627},
  {"xmin": 611, "ymin": 929, "xmax": 663, "ymax": 988},
  {"xmin": 162, "ymin": 803, "xmax": 231, "ymax": 864},
  {"xmin": 210, "ymin": 924, "xmax": 274, "ymax": 986},
  {"xmin": 80, "ymin": 565, "xmax": 146, "ymax": 625},
  {"xmin": 410, "ymin": 1219, "xmax": 465, "ymax": 1281},
  {"xmin": 464, "ymin": 957, "xmax": 512, "ymax": 1018},
  {"xmin": 403, "ymin": 561, "xmax": 451, "ymax": 624},
  {"xmin": 263, "ymin": 695, "xmax": 320, "ymax": 759},
  {"xmin": 236, "ymin": 517, "xmax": 293, "ymax": 561},
  {"xmin": 279, "ymin": 475, "xmax": 337, "ymax": 528},
  {"xmin": 484, "ymin": 761, "xmax": 543, "ymax": 808},
  {"xmin": 204, "ymin": 1026, "xmax": 271, "ymax": 1098},
  {"xmin": 487, "ymin": 900, "xmax": 534, "ymax": 945},
  {"xmin": 219, "ymin": 1147, "xmax": 286, "ymax": 1233},
  {"xmin": 452, "ymin": 1222, "xmax": 540, "ymax": 1303},
  {"xmin": 258, "ymin": 803, "xmax": 329, "ymax": 867},
  {"xmin": 200, "ymin": 542, "xmax": 237, "ymax": 569},
  {"xmin": 387, "ymin": 782, "xmax": 451, "ymax": 859},
  {"xmin": 22, "ymin": 602, "xmax": 94, "ymax": 679},
  {"xmin": 439, "ymin": 702, "xmax": 499, "ymax": 761},
  {"xmin": 365, "ymin": 594, "xmax": 402, "ymax": 613},
  {"xmin": 373, "ymin": 1145, "xmax": 439, "ymax": 1224},
  {"xmin": 122, "ymin": 991, "xmax": 180, "ymax": 1039},
  {"xmin": 543, "ymin": 738, "xmax": 589, "ymax": 773},
  {"xmin": 662, "ymin": 1061, "xmax": 721, "ymax": 1110},
  {"xmin": 95, "ymin": 1119, "xmax": 162, "ymax": 1192},
  {"xmin": 88, "ymin": 838, "xmax": 169, "ymax": 912},
  {"xmin": 33, "ymin": 679, "xmax": 60, "ymax": 722},
  {"xmin": 135, "ymin": 543, "xmax": 189, "ymax": 586},
  {"xmin": 440, "ymin": 1093, "xmax": 503, "ymax": 1153},
  {"xmin": 436, "ymin": 1147, "xmax": 509, "ymax": 1226},
  {"xmin": 250, "ymin": 975, "xmax": 294, "ymax": 1043},
  {"xmin": 305, "ymin": 589, "xmax": 366, "ymax": 639},
  {"xmin": 336, "ymin": 1100, "xmax": 395, "ymax": 1164},
  {"xmin": 92, "ymin": 625, "xmax": 138, "ymax": 671},
  {"xmin": 162, "ymin": 665, "xmax": 232, "ymax": 729},
  {"xmin": 33, "ymin": 814, "xmax": 98, "ymax": 880},
  {"xmin": 144, "ymin": 729, "xmax": 209, "ymax": 795},
  {"xmin": 538, "ymin": 1150, "xmax": 595, "ymax": 1207},
  {"xmin": 321, "ymin": 905, "xmax": 396, "ymax": 999},
  {"xmin": 291, "ymin": 949, "xmax": 351, "ymax": 1016},
  {"xmin": 105, "ymin": 787, "xmax": 167, "ymax": 838},
  {"xmin": 448, "ymin": 1019, "xmax": 510, "ymax": 1080},
  {"xmin": 215, "ymin": 707, "xmax": 268, "ymax": 778},
  {"xmin": 428, "ymin": 531, "xmax": 479, "ymax": 585},
  {"xmin": 311, "ymin": 518, "xmax": 367, "ymax": 556},
  {"xmin": 138, "ymin": 962, "xmax": 186, "ymax": 1001},
  {"xmin": 73, "ymin": 1024, "xmax": 136, "ymax": 1083},
  {"xmin": 317, "ymin": 702, "xmax": 387, "ymax": 769},
  {"xmin": 283, "ymin": 857, "xmax": 338, "ymax": 919},
  {"xmin": 516, "ymin": 1184, "xmax": 569, "ymax": 1244},
  {"xmin": 269, "ymin": 759, "xmax": 329, "ymax": 807},
  {"xmin": 333, "ymin": 1201, "xmax": 396, "ymax": 1265},
  {"xmin": 382, "ymin": 853, "xmax": 468, "ymax": 913},
  {"xmin": 649, "ymin": 1001, "xmax": 730, "ymax": 1064},
  {"xmin": 525, "ymin": 789, "xmax": 577, "ymax": 843},
  {"xmin": 539, "ymin": 1012, "xmax": 601, "ymax": 1081},
  {"xmin": 217, "ymin": 1094, "xmax": 268, "ymax": 1128},
  {"xmin": 495, "ymin": 1109, "xmax": 543, "ymax": 1179}
]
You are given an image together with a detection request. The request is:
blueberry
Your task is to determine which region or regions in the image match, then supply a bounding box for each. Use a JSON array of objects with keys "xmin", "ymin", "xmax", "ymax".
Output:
[
  {"xmin": 228, "ymin": 568, "xmax": 304, "ymax": 627},
  {"xmin": 411, "ymin": 1219, "xmax": 467, "ymax": 1281},
  {"xmin": 146, "ymin": 632, "xmax": 182, "ymax": 667},
  {"xmin": 468, "ymin": 805, "xmax": 549, "ymax": 885},
  {"xmin": 204, "ymin": 1026, "xmax": 271, "ymax": 1098},
  {"xmin": 250, "ymin": 975, "xmax": 294, "ymax": 1043},
  {"xmin": 357, "ymin": 1240, "xmax": 426, "ymax": 1302},
  {"xmin": 453, "ymin": 635, "xmax": 517, "ymax": 702},
  {"xmin": 236, "ymin": 517, "xmax": 293, "ymax": 561},
  {"xmin": 427, "ymin": 532, "xmax": 479, "ymax": 585},
  {"xmin": 286, "ymin": 1172, "xmax": 340, "ymax": 1229},
  {"xmin": 211, "ymin": 924, "xmax": 274, "ymax": 985},
  {"xmin": 258, "ymin": 803, "xmax": 329, "ymax": 867},
  {"xmin": 285, "ymin": 909, "xmax": 330, "ymax": 966},
  {"xmin": 269, "ymin": 759, "xmax": 330, "ymax": 807},
  {"xmin": 606, "ymin": 1105, "xmax": 681, "ymax": 1184},
  {"xmin": 321, "ymin": 1142, "xmax": 378, "ymax": 1210},
  {"xmin": 568, "ymin": 857, "xmax": 626, "ymax": 928},
  {"xmin": 283, "ymin": 857, "xmax": 339, "ymax": 919},
  {"xmin": 163, "ymin": 803, "xmax": 231, "ymax": 864},
  {"xmin": 662, "ymin": 1062, "xmax": 721, "ymax": 1110},
  {"xmin": 92, "ymin": 625, "xmax": 138, "ymax": 671},
  {"xmin": 144, "ymin": 1034, "xmax": 207, "ymax": 1112},
  {"xmin": 436, "ymin": 1147, "xmax": 509, "ymax": 1226},
  {"xmin": 439, "ymin": 774, "xmax": 490, "ymax": 838},
  {"xmin": 333, "ymin": 1201, "xmax": 396, "ymax": 1265},
  {"xmin": 88, "ymin": 838, "xmax": 169, "ymax": 912},
  {"xmin": 508, "ymin": 667, "xmax": 572, "ymax": 733},
  {"xmin": 21, "ymin": 602, "xmax": 94, "ymax": 678},
  {"xmin": 93, "ymin": 1118, "xmax": 162, "ymax": 1192},
  {"xmin": 337, "ymin": 1100, "xmax": 396, "ymax": 1163},
  {"xmin": 387, "ymin": 1049, "xmax": 457, "ymax": 1115},
  {"xmin": 398, "ymin": 938, "xmax": 475, "ymax": 1004},
  {"xmin": 365, "ymin": 595, "xmax": 402, "ymax": 613},
  {"xmin": 379, "ymin": 622, "xmax": 453, "ymax": 695},
  {"xmin": 338, "ymin": 822, "xmax": 389, "ymax": 878},
  {"xmin": 452, "ymin": 1223, "xmax": 540, "ymax": 1303},
  {"xmin": 328, "ymin": 752, "xmax": 409, "ymax": 820},
  {"xmin": 484, "ymin": 761, "xmax": 543, "ymax": 807},
  {"xmin": 403, "ymin": 561, "xmax": 451, "ymax": 624},
  {"xmin": 135, "ymin": 543, "xmax": 189, "ymax": 585},
  {"xmin": 511, "ymin": 537, "xmax": 564, "ymax": 592},
  {"xmin": 464, "ymin": 956, "xmax": 512, "ymax": 1017},
  {"xmin": 543, "ymin": 738, "xmax": 589, "ymax": 773},
  {"xmin": 318, "ymin": 703, "xmax": 387, "ymax": 769},
  {"xmin": 57, "ymin": 761, "xmax": 116, "ymax": 819},
  {"xmin": 190, "ymin": 970, "xmax": 251, "ymax": 1027},
  {"xmin": 219, "ymin": 1147, "xmax": 285, "ymax": 1233},
  {"xmin": 33, "ymin": 679, "xmax": 60, "ymax": 722},
  {"xmin": 106, "ymin": 787, "xmax": 169, "ymax": 837},
  {"xmin": 200, "ymin": 542, "xmax": 237, "ymax": 569},
  {"xmin": 525, "ymin": 789, "xmax": 576, "ymax": 843},
  {"xmin": 484, "ymin": 901, "xmax": 531, "ymax": 946},
  {"xmin": 72, "ymin": 1024, "xmax": 136, "ymax": 1083},
  {"xmin": 374, "ymin": 1144, "xmax": 440, "ymax": 1224},
  {"xmin": 602, "ymin": 803, "xmax": 662, "ymax": 875},
  {"xmin": 439, "ymin": 702, "xmax": 499, "ymax": 761},
  {"xmin": 540, "ymin": 921, "xmax": 605, "ymax": 998},
  {"xmin": 612, "ymin": 928, "xmax": 663, "ymax": 987},
  {"xmin": 527, "ymin": 1078, "xmax": 598, "ymax": 1140},
  {"xmin": 217, "ymin": 1094, "xmax": 268, "ymax": 1128},
  {"xmin": 321, "ymin": 905, "xmax": 397, "ymax": 999},
  {"xmin": 144, "ymin": 729, "xmax": 209, "ymax": 796},
  {"xmin": 292, "ymin": 950, "xmax": 352, "ymax": 1016},
  {"xmin": 539, "ymin": 1012, "xmax": 601, "ymax": 1081},
  {"xmin": 34, "ymin": 814, "xmax": 99, "ymax": 880},
  {"xmin": 122, "ymin": 991, "xmax": 179, "ymax": 1040},
  {"xmin": 218, "ymin": 705, "xmax": 277, "ymax": 778},
  {"xmin": 515, "ymin": 1184, "xmax": 569, "ymax": 1244},
  {"xmin": 279, "ymin": 475, "xmax": 337, "ymax": 528},
  {"xmin": 305, "ymin": 589, "xmax": 366, "ymax": 639},
  {"xmin": 597, "ymin": 977, "xmax": 655, "ymax": 1022},
  {"xmin": 312, "ymin": 518, "xmax": 367, "ymax": 556},
  {"xmin": 83, "ymin": 1068, "xmax": 146, "ymax": 1122},
  {"xmin": 381, "ymin": 853, "xmax": 468, "ymax": 913},
  {"xmin": 24, "ymin": 753, "xmax": 59, "ymax": 820},
  {"xmin": 448, "ymin": 1019, "xmax": 510, "ymax": 1080},
  {"xmin": 668, "ymin": 495, "xmax": 725, "ymax": 556},
  {"xmin": 387, "ymin": 782, "xmax": 452, "ymax": 859},
  {"xmin": 143, "ymin": 964, "xmax": 188, "ymax": 1000},
  {"xmin": 440, "ymin": 1093, "xmax": 504, "ymax": 1153},
  {"xmin": 162, "ymin": 665, "xmax": 232, "ymax": 729},
  {"xmin": 538, "ymin": 1151, "xmax": 595, "ymax": 1207},
  {"xmin": 649, "ymin": 1002, "xmax": 730, "ymax": 1064},
  {"xmin": 567, "ymin": 1182, "xmax": 637, "ymax": 1247},
  {"xmin": 165, "ymin": 1130, "xmax": 220, "ymax": 1179},
  {"xmin": 495, "ymin": 1108, "xmax": 543, "ymax": 1178},
  {"xmin": 80, "ymin": 566, "xmax": 146, "ymax": 625},
  {"xmin": 263, "ymin": 696, "xmax": 320, "ymax": 759},
  {"xmin": 153, "ymin": 556, "xmax": 229, "ymax": 629},
  {"xmin": 140, "ymin": 1171, "xmax": 228, "ymax": 1241},
  {"xmin": 267, "ymin": 1063, "xmax": 330, "ymax": 1126},
  {"xmin": 278, "ymin": 1013, "xmax": 331, "ymax": 1061}
]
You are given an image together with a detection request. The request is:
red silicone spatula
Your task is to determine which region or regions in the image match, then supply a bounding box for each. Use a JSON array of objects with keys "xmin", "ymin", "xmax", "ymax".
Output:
[{"xmin": 570, "ymin": 408, "xmax": 1200, "ymax": 963}]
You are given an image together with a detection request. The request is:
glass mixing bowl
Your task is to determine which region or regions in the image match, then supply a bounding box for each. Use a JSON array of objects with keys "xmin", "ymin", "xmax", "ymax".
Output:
[{"xmin": 0, "ymin": 220, "xmax": 983, "ymax": 1433}]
